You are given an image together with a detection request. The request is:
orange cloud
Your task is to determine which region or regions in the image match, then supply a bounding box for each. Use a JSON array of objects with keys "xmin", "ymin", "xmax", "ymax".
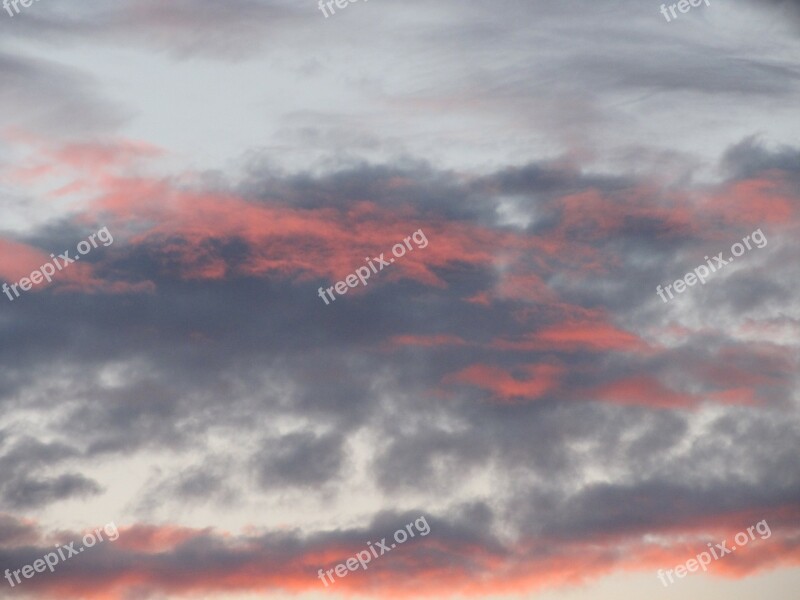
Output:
[
  {"xmin": 588, "ymin": 375, "xmax": 697, "ymax": 409},
  {"xmin": 0, "ymin": 237, "xmax": 150, "ymax": 297},
  {"xmin": 703, "ymin": 177, "xmax": 795, "ymax": 229},
  {"xmin": 387, "ymin": 334, "xmax": 470, "ymax": 348},
  {"xmin": 444, "ymin": 362, "xmax": 564, "ymax": 403},
  {"xmin": 492, "ymin": 317, "xmax": 650, "ymax": 353},
  {"xmin": 9, "ymin": 512, "xmax": 799, "ymax": 599}
]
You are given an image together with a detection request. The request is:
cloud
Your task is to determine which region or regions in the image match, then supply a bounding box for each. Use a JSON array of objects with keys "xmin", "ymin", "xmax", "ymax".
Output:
[
  {"xmin": 0, "ymin": 53, "xmax": 128, "ymax": 139},
  {"xmin": 0, "ymin": 509, "xmax": 798, "ymax": 598},
  {"xmin": 0, "ymin": 128, "xmax": 797, "ymax": 596},
  {"xmin": 1, "ymin": 0, "xmax": 305, "ymax": 61},
  {"xmin": 254, "ymin": 431, "xmax": 345, "ymax": 488}
]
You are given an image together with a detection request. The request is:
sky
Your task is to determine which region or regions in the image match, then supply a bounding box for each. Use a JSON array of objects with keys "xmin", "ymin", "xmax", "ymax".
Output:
[{"xmin": 0, "ymin": 0, "xmax": 799, "ymax": 598}]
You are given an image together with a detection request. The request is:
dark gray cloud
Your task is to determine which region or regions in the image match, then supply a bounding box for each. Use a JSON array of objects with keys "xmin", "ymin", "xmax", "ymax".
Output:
[
  {"xmin": 2, "ymin": 473, "xmax": 101, "ymax": 510},
  {"xmin": 722, "ymin": 136, "xmax": 800, "ymax": 180},
  {"xmin": 0, "ymin": 438, "xmax": 101, "ymax": 509},
  {"xmin": 0, "ymin": 513, "xmax": 39, "ymax": 546},
  {"xmin": 254, "ymin": 431, "xmax": 345, "ymax": 488},
  {"xmin": 0, "ymin": 140, "xmax": 796, "ymax": 534}
]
